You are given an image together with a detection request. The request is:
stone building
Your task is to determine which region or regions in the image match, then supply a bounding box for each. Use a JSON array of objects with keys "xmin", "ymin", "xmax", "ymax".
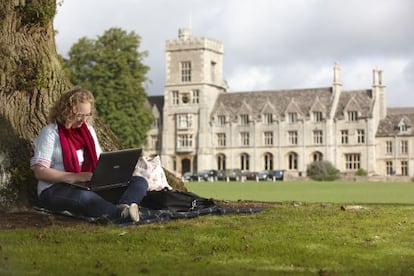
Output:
[{"xmin": 144, "ymin": 28, "xmax": 414, "ymax": 178}]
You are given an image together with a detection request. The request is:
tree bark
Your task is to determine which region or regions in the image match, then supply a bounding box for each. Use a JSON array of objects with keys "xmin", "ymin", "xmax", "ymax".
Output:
[{"xmin": 0, "ymin": 0, "xmax": 121, "ymax": 208}]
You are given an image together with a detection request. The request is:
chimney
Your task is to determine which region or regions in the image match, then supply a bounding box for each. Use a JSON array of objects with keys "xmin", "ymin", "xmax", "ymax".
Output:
[
  {"xmin": 329, "ymin": 62, "xmax": 342, "ymax": 120},
  {"xmin": 333, "ymin": 62, "xmax": 341, "ymax": 86},
  {"xmin": 372, "ymin": 68, "xmax": 386, "ymax": 120}
]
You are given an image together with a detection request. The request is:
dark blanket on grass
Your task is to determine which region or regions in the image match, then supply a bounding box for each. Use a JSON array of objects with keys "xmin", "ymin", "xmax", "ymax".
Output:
[{"xmin": 34, "ymin": 204, "xmax": 262, "ymax": 226}]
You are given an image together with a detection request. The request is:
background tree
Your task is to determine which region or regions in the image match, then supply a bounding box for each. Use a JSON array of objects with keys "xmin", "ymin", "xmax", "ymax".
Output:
[
  {"xmin": 0, "ymin": 1, "xmax": 184, "ymax": 209},
  {"xmin": 65, "ymin": 28, "xmax": 153, "ymax": 148}
]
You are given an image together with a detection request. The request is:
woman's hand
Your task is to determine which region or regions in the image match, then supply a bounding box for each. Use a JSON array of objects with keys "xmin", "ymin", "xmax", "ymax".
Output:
[{"xmin": 72, "ymin": 172, "xmax": 93, "ymax": 183}]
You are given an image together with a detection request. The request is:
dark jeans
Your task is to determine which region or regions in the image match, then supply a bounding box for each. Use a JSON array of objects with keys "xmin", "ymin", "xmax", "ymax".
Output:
[{"xmin": 39, "ymin": 176, "xmax": 148, "ymax": 219}]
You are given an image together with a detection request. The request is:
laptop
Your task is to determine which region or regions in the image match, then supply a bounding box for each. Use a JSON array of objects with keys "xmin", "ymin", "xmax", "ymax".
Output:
[{"xmin": 72, "ymin": 148, "xmax": 142, "ymax": 191}]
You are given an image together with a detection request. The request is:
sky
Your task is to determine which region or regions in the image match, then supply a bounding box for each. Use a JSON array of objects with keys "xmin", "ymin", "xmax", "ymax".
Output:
[{"xmin": 54, "ymin": 0, "xmax": 414, "ymax": 107}]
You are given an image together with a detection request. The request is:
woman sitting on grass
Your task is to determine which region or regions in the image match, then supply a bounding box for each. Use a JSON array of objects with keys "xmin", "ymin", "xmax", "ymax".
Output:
[{"xmin": 30, "ymin": 87, "xmax": 148, "ymax": 223}]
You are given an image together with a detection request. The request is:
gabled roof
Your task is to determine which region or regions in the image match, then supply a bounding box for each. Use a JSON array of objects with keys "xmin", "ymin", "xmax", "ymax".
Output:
[
  {"xmin": 151, "ymin": 105, "xmax": 160, "ymax": 117},
  {"xmin": 398, "ymin": 116, "xmax": 412, "ymax": 126},
  {"xmin": 334, "ymin": 90, "xmax": 373, "ymax": 119},
  {"xmin": 309, "ymin": 96, "xmax": 327, "ymax": 114},
  {"xmin": 284, "ymin": 98, "xmax": 302, "ymax": 116},
  {"xmin": 237, "ymin": 100, "xmax": 253, "ymax": 114},
  {"xmin": 212, "ymin": 87, "xmax": 334, "ymax": 118},
  {"xmin": 343, "ymin": 96, "xmax": 362, "ymax": 113},
  {"xmin": 377, "ymin": 107, "xmax": 414, "ymax": 137},
  {"xmin": 259, "ymin": 98, "xmax": 277, "ymax": 114},
  {"xmin": 147, "ymin": 95, "xmax": 164, "ymax": 111},
  {"xmin": 212, "ymin": 87, "xmax": 375, "ymax": 121},
  {"xmin": 215, "ymin": 102, "xmax": 232, "ymax": 116},
  {"xmin": 147, "ymin": 96, "xmax": 164, "ymax": 122}
]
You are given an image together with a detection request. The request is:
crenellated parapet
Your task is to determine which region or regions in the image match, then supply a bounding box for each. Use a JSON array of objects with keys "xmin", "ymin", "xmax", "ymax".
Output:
[{"xmin": 166, "ymin": 28, "xmax": 223, "ymax": 53}]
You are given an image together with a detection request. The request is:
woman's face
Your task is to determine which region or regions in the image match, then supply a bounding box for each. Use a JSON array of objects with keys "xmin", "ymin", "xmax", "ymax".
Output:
[{"xmin": 68, "ymin": 102, "xmax": 92, "ymax": 128}]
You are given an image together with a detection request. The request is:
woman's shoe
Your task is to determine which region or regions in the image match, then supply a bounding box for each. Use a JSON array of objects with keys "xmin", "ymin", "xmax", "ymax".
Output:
[{"xmin": 129, "ymin": 203, "xmax": 139, "ymax": 222}]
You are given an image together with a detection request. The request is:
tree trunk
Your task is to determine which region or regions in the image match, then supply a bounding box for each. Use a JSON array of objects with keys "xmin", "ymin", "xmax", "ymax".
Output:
[{"xmin": 0, "ymin": 0, "xmax": 121, "ymax": 209}]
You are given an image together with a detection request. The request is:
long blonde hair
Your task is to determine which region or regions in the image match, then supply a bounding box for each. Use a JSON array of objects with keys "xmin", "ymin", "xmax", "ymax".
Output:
[{"xmin": 49, "ymin": 87, "xmax": 95, "ymax": 125}]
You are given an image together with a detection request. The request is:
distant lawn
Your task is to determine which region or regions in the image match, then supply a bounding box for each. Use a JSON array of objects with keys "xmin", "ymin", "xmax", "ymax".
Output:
[{"xmin": 185, "ymin": 180, "xmax": 414, "ymax": 204}]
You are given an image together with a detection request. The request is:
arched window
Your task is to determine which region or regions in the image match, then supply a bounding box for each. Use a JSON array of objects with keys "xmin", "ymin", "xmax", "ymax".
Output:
[
  {"xmin": 217, "ymin": 154, "xmax": 226, "ymax": 170},
  {"xmin": 264, "ymin": 152, "xmax": 273, "ymax": 170},
  {"xmin": 312, "ymin": 151, "xmax": 323, "ymax": 162},
  {"xmin": 241, "ymin": 153, "xmax": 250, "ymax": 170},
  {"xmin": 288, "ymin": 152, "xmax": 298, "ymax": 170}
]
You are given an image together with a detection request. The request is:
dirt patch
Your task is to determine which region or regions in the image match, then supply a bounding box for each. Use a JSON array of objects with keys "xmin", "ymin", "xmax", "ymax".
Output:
[
  {"xmin": 0, "ymin": 200, "xmax": 280, "ymax": 229},
  {"xmin": 0, "ymin": 209, "xmax": 90, "ymax": 229}
]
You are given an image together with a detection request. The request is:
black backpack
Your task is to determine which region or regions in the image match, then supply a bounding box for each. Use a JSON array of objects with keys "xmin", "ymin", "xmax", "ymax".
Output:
[{"xmin": 140, "ymin": 190, "xmax": 216, "ymax": 212}]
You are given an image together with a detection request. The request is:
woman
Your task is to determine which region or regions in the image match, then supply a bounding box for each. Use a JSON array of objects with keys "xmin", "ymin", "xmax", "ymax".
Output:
[{"xmin": 31, "ymin": 87, "xmax": 147, "ymax": 223}]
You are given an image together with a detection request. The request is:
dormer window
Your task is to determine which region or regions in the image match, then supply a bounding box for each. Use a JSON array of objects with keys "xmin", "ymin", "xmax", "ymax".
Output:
[
  {"xmin": 288, "ymin": 112, "xmax": 297, "ymax": 123},
  {"xmin": 347, "ymin": 111, "xmax": 358, "ymax": 121},
  {"xmin": 397, "ymin": 118, "xmax": 410, "ymax": 134},
  {"xmin": 240, "ymin": 114, "xmax": 249, "ymax": 126},
  {"xmin": 263, "ymin": 113, "xmax": 273, "ymax": 124},
  {"xmin": 217, "ymin": 115, "xmax": 226, "ymax": 126},
  {"xmin": 399, "ymin": 123, "xmax": 408, "ymax": 133},
  {"xmin": 313, "ymin": 111, "xmax": 323, "ymax": 122}
]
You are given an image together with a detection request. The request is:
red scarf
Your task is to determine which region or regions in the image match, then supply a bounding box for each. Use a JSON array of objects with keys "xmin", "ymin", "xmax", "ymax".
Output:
[{"xmin": 58, "ymin": 123, "xmax": 98, "ymax": 173}]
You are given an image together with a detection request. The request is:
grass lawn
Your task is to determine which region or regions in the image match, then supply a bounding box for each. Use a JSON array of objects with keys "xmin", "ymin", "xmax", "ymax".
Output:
[
  {"xmin": 186, "ymin": 180, "xmax": 414, "ymax": 204},
  {"xmin": 1, "ymin": 181, "xmax": 413, "ymax": 275}
]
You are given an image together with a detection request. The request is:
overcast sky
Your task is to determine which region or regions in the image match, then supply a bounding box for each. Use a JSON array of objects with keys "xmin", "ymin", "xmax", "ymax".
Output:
[{"xmin": 54, "ymin": 0, "xmax": 414, "ymax": 107}]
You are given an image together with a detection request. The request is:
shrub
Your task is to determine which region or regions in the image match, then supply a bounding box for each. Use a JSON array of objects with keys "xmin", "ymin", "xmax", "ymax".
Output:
[
  {"xmin": 356, "ymin": 168, "xmax": 368, "ymax": 176},
  {"xmin": 306, "ymin": 161, "xmax": 340, "ymax": 181}
]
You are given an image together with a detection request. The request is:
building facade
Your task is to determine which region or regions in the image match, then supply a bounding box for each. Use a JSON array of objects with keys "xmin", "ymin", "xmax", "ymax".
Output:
[{"xmin": 145, "ymin": 29, "xmax": 414, "ymax": 178}]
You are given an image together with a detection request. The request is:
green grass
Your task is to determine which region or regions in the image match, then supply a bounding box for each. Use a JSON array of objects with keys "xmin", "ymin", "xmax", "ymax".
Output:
[
  {"xmin": 1, "ymin": 181, "xmax": 414, "ymax": 275},
  {"xmin": 186, "ymin": 180, "xmax": 414, "ymax": 204}
]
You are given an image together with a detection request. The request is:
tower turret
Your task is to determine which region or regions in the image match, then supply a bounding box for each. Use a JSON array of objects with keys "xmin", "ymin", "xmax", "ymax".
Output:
[{"xmin": 161, "ymin": 28, "xmax": 227, "ymax": 175}]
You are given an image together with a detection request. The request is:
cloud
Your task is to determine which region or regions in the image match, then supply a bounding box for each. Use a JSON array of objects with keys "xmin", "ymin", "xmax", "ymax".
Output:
[
  {"xmin": 403, "ymin": 56, "xmax": 414, "ymax": 83},
  {"xmin": 54, "ymin": 0, "xmax": 414, "ymax": 107}
]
